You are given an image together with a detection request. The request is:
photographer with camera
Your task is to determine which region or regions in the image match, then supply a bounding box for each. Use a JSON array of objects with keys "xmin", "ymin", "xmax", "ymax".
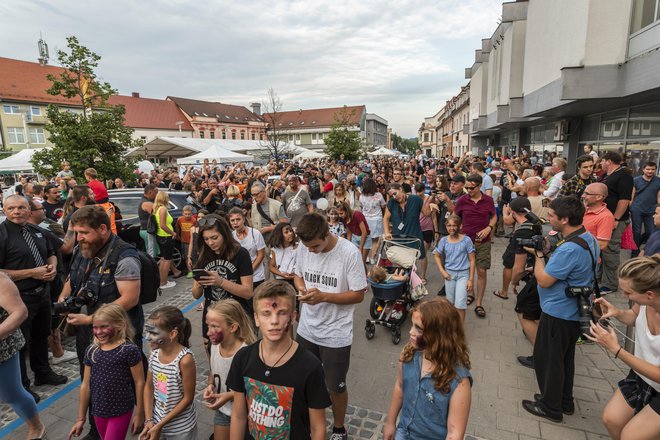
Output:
[
  {"xmin": 58, "ymin": 205, "xmax": 143, "ymax": 440},
  {"xmin": 584, "ymin": 255, "xmax": 660, "ymax": 439},
  {"xmin": 521, "ymin": 196, "xmax": 599, "ymax": 423}
]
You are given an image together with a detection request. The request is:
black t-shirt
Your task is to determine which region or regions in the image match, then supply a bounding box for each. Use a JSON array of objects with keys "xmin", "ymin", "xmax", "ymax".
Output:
[
  {"xmin": 226, "ymin": 342, "xmax": 331, "ymax": 440},
  {"xmin": 0, "ymin": 221, "xmax": 55, "ymax": 291},
  {"xmin": 601, "ymin": 168, "xmax": 634, "ymax": 220},
  {"xmin": 201, "ymin": 188, "xmax": 222, "ymax": 213},
  {"xmin": 201, "ymin": 247, "xmax": 254, "ymax": 314},
  {"xmin": 500, "ymin": 172, "xmax": 518, "ymax": 203},
  {"xmin": 42, "ymin": 200, "xmax": 65, "ymax": 222},
  {"xmin": 504, "ymin": 222, "xmax": 537, "ymax": 258}
]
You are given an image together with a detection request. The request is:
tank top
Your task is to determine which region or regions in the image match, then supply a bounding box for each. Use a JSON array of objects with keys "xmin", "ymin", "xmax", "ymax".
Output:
[
  {"xmin": 209, "ymin": 342, "xmax": 246, "ymax": 416},
  {"xmin": 634, "ymin": 305, "xmax": 660, "ymax": 392},
  {"xmin": 149, "ymin": 347, "xmax": 197, "ymax": 434},
  {"xmin": 138, "ymin": 196, "xmax": 151, "ymax": 230},
  {"xmin": 155, "ymin": 206, "xmax": 174, "ymax": 237}
]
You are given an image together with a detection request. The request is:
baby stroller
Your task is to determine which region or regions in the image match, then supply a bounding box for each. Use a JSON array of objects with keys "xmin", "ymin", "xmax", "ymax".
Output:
[{"xmin": 365, "ymin": 235, "xmax": 423, "ymax": 344}]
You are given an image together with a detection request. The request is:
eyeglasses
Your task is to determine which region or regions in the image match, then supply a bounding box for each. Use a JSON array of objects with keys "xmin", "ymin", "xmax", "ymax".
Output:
[
  {"xmin": 250, "ymin": 191, "xmax": 263, "ymax": 197},
  {"xmin": 465, "ymin": 185, "xmax": 478, "ymax": 190},
  {"xmin": 198, "ymin": 216, "xmax": 220, "ymax": 227}
]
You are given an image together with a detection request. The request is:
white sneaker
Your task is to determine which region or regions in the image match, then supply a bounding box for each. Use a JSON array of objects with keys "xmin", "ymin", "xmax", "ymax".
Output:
[
  {"xmin": 52, "ymin": 350, "xmax": 77, "ymax": 365},
  {"xmin": 160, "ymin": 281, "xmax": 176, "ymax": 289}
]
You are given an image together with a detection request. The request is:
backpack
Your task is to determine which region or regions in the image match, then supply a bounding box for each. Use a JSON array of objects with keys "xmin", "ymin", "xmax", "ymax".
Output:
[
  {"xmin": 103, "ymin": 238, "xmax": 162, "ymax": 305},
  {"xmin": 308, "ymin": 178, "xmax": 321, "ymax": 199}
]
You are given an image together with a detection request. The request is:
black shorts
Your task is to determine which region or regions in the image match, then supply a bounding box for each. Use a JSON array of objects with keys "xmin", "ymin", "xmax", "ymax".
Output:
[
  {"xmin": 619, "ymin": 369, "xmax": 660, "ymax": 414},
  {"xmin": 297, "ymin": 335, "xmax": 351, "ymax": 394},
  {"xmin": 515, "ymin": 278, "xmax": 541, "ymax": 321},
  {"xmin": 422, "ymin": 230, "xmax": 434, "ymax": 244},
  {"xmin": 156, "ymin": 236, "xmax": 175, "ymax": 260},
  {"xmin": 502, "ymin": 247, "xmax": 516, "ymax": 269}
]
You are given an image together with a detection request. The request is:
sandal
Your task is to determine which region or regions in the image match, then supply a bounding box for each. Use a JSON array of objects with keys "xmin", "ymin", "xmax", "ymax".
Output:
[
  {"xmin": 421, "ymin": 277, "xmax": 427, "ymax": 285},
  {"xmin": 466, "ymin": 295, "xmax": 475, "ymax": 306},
  {"xmin": 493, "ymin": 290, "xmax": 509, "ymax": 300},
  {"xmin": 474, "ymin": 306, "xmax": 486, "ymax": 318}
]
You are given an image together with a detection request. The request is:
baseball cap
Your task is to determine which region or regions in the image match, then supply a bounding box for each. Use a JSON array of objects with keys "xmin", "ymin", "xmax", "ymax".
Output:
[
  {"xmin": 509, "ymin": 197, "xmax": 531, "ymax": 214},
  {"xmin": 450, "ymin": 175, "xmax": 466, "ymax": 183}
]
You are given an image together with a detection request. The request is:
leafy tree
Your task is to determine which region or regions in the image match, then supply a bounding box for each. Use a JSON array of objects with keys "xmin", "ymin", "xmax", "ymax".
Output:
[
  {"xmin": 324, "ymin": 106, "xmax": 363, "ymax": 160},
  {"xmin": 260, "ymin": 88, "xmax": 295, "ymax": 159},
  {"xmin": 390, "ymin": 132, "xmax": 418, "ymax": 155},
  {"xmin": 31, "ymin": 36, "xmax": 139, "ymax": 182}
]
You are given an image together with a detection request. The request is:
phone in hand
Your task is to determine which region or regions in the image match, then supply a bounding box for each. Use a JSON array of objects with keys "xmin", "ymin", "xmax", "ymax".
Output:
[{"xmin": 193, "ymin": 269, "xmax": 210, "ymax": 281}]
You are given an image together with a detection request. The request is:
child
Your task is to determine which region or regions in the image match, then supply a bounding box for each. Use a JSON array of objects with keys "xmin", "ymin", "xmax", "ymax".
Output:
[
  {"xmin": 140, "ymin": 306, "xmax": 197, "ymax": 440},
  {"xmin": 69, "ymin": 304, "xmax": 145, "ymax": 440},
  {"xmin": 433, "ymin": 215, "xmax": 476, "ymax": 323},
  {"xmin": 226, "ymin": 280, "xmax": 331, "ymax": 439},
  {"xmin": 267, "ymin": 222, "xmax": 299, "ymax": 285},
  {"xmin": 369, "ymin": 266, "xmax": 409, "ymax": 283},
  {"xmin": 203, "ymin": 299, "xmax": 257, "ymax": 440},
  {"xmin": 327, "ymin": 207, "xmax": 346, "ymax": 238},
  {"xmin": 176, "ymin": 205, "xmax": 197, "ymax": 278},
  {"xmin": 187, "ymin": 208, "xmax": 208, "ymax": 279},
  {"xmin": 383, "ymin": 298, "xmax": 472, "ymax": 440}
]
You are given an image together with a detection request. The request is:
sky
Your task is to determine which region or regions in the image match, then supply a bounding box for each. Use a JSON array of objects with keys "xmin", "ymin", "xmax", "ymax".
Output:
[{"xmin": 0, "ymin": 0, "xmax": 502, "ymax": 138}]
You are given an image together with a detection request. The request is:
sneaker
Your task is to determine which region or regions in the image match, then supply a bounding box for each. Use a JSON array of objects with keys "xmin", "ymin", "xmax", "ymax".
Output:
[
  {"xmin": 160, "ymin": 281, "xmax": 176, "ymax": 289},
  {"xmin": 186, "ymin": 271, "xmax": 194, "ymax": 279},
  {"xmin": 34, "ymin": 370, "xmax": 68, "ymax": 386},
  {"xmin": 517, "ymin": 355, "xmax": 534, "ymax": 369},
  {"xmin": 330, "ymin": 430, "xmax": 348, "ymax": 440},
  {"xmin": 52, "ymin": 350, "xmax": 78, "ymax": 365}
]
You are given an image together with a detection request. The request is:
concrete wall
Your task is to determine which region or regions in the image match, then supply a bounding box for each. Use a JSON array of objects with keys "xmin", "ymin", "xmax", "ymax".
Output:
[{"xmin": 584, "ymin": 0, "xmax": 631, "ymax": 65}]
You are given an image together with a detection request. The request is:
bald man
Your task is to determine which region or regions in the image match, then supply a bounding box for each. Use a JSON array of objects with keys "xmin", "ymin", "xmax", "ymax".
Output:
[
  {"xmin": 582, "ymin": 183, "xmax": 615, "ymax": 250},
  {"xmin": 525, "ymin": 178, "xmax": 549, "ymax": 220}
]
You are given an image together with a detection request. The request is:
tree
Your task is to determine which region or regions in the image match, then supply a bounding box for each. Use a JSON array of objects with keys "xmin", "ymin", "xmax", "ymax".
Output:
[
  {"xmin": 260, "ymin": 88, "xmax": 295, "ymax": 159},
  {"xmin": 324, "ymin": 106, "xmax": 363, "ymax": 160},
  {"xmin": 31, "ymin": 36, "xmax": 139, "ymax": 182},
  {"xmin": 390, "ymin": 132, "xmax": 418, "ymax": 155}
]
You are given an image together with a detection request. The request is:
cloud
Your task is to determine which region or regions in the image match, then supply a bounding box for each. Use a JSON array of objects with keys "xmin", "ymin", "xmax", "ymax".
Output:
[{"xmin": 1, "ymin": 0, "xmax": 501, "ymax": 137}]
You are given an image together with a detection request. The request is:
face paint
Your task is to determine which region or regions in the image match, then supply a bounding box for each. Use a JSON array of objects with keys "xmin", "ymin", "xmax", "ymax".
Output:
[
  {"xmin": 414, "ymin": 334, "xmax": 426, "ymax": 349},
  {"xmin": 144, "ymin": 323, "xmax": 167, "ymax": 346},
  {"xmin": 93, "ymin": 325, "xmax": 116, "ymax": 343},
  {"xmin": 272, "ymin": 301, "xmax": 278, "ymax": 309},
  {"xmin": 208, "ymin": 330, "xmax": 224, "ymax": 345},
  {"xmin": 284, "ymin": 318, "xmax": 291, "ymax": 332}
]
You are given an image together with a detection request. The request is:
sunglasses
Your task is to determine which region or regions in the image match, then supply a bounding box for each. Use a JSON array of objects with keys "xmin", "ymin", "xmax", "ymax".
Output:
[
  {"xmin": 465, "ymin": 185, "xmax": 478, "ymax": 190},
  {"xmin": 198, "ymin": 216, "xmax": 221, "ymax": 227}
]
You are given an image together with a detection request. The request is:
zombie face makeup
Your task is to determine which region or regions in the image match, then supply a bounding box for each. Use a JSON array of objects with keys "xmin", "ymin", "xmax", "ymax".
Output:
[
  {"xmin": 144, "ymin": 322, "xmax": 168, "ymax": 346},
  {"xmin": 255, "ymin": 298, "xmax": 294, "ymax": 339},
  {"xmin": 409, "ymin": 311, "xmax": 426, "ymax": 349},
  {"xmin": 92, "ymin": 320, "xmax": 117, "ymax": 344}
]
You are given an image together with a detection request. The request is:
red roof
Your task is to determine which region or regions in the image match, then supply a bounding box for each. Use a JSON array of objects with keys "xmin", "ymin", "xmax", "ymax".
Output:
[
  {"xmin": 264, "ymin": 105, "xmax": 365, "ymax": 129},
  {"xmin": 168, "ymin": 96, "xmax": 262, "ymax": 124},
  {"xmin": 108, "ymin": 95, "xmax": 192, "ymax": 130},
  {"xmin": 0, "ymin": 56, "xmax": 79, "ymax": 105}
]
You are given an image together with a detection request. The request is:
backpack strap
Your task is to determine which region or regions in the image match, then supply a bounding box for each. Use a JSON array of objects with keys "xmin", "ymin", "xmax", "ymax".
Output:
[{"xmin": 565, "ymin": 235, "xmax": 600, "ymax": 297}]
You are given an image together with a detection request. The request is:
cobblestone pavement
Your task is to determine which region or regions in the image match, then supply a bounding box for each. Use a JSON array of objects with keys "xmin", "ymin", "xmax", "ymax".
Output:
[{"xmin": 1, "ymin": 237, "xmax": 632, "ymax": 439}]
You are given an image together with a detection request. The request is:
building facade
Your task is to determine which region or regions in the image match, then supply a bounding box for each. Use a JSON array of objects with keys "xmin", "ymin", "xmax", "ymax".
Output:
[
  {"xmin": 467, "ymin": 0, "xmax": 660, "ymax": 173},
  {"xmin": 365, "ymin": 113, "xmax": 389, "ymax": 147},
  {"xmin": 419, "ymin": 85, "xmax": 470, "ymax": 158}
]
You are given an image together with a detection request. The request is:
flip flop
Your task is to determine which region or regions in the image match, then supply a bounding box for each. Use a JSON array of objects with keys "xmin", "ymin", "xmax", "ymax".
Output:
[
  {"xmin": 475, "ymin": 306, "xmax": 486, "ymax": 318},
  {"xmin": 493, "ymin": 290, "xmax": 509, "ymax": 300},
  {"xmin": 466, "ymin": 295, "xmax": 475, "ymax": 306}
]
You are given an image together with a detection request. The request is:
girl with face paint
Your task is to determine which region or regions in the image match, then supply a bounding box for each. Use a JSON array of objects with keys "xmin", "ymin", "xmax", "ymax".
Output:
[
  {"xmin": 141, "ymin": 306, "xmax": 198, "ymax": 440},
  {"xmin": 203, "ymin": 299, "xmax": 256, "ymax": 440},
  {"xmin": 69, "ymin": 304, "xmax": 146, "ymax": 440},
  {"xmin": 383, "ymin": 298, "xmax": 473, "ymax": 440}
]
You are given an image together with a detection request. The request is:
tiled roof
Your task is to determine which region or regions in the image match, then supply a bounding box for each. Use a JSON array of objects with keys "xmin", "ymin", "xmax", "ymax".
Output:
[
  {"xmin": 168, "ymin": 96, "xmax": 262, "ymax": 124},
  {"xmin": 263, "ymin": 105, "xmax": 365, "ymax": 129},
  {"xmin": 0, "ymin": 56, "xmax": 79, "ymax": 105},
  {"xmin": 108, "ymin": 95, "xmax": 193, "ymax": 131}
]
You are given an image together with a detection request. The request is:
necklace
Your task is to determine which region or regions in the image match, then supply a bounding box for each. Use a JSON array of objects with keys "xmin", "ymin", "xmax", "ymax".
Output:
[{"xmin": 260, "ymin": 339, "xmax": 294, "ymax": 377}]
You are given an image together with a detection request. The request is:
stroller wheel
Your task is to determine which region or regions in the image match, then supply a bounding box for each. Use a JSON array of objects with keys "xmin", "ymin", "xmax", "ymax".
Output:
[
  {"xmin": 369, "ymin": 297, "xmax": 384, "ymax": 320},
  {"xmin": 392, "ymin": 327, "xmax": 402, "ymax": 345},
  {"xmin": 365, "ymin": 322, "xmax": 376, "ymax": 340}
]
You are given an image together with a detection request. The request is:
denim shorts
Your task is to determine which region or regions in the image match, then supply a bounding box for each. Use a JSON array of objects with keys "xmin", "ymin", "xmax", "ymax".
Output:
[
  {"xmin": 351, "ymin": 233, "xmax": 372, "ymax": 250},
  {"xmin": 444, "ymin": 269, "xmax": 471, "ymax": 309},
  {"xmin": 214, "ymin": 410, "xmax": 231, "ymax": 426}
]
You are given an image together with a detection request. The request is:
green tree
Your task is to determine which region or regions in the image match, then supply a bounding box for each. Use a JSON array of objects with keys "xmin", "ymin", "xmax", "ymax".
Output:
[
  {"xmin": 324, "ymin": 106, "xmax": 363, "ymax": 160},
  {"xmin": 390, "ymin": 132, "xmax": 418, "ymax": 154},
  {"xmin": 31, "ymin": 36, "xmax": 139, "ymax": 182}
]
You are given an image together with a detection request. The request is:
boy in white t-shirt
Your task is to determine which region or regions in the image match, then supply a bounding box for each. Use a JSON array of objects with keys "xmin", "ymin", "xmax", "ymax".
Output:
[{"xmin": 293, "ymin": 213, "xmax": 367, "ymax": 440}]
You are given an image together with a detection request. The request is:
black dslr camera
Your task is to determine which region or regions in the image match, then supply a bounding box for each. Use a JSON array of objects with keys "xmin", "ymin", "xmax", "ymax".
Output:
[
  {"xmin": 565, "ymin": 286, "xmax": 595, "ymax": 337},
  {"xmin": 515, "ymin": 209, "xmax": 546, "ymax": 252},
  {"xmin": 53, "ymin": 287, "xmax": 98, "ymax": 314}
]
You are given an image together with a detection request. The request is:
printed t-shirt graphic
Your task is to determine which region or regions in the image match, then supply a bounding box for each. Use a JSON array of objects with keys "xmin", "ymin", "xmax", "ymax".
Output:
[{"xmin": 244, "ymin": 378, "xmax": 294, "ymax": 439}]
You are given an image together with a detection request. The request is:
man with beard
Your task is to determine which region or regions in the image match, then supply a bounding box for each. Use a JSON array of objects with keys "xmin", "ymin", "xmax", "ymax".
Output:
[
  {"xmin": 58, "ymin": 205, "xmax": 143, "ymax": 440},
  {"xmin": 0, "ymin": 195, "xmax": 64, "ymax": 403},
  {"xmin": 42, "ymin": 184, "xmax": 65, "ymax": 222}
]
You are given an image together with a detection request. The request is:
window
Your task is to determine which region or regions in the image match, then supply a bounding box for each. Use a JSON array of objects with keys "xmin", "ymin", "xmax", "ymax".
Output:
[
  {"xmin": 222, "ymin": 130, "xmax": 226, "ymax": 139},
  {"xmin": 231, "ymin": 131, "xmax": 236, "ymax": 140},
  {"xmin": 630, "ymin": 0, "xmax": 659, "ymax": 34},
  {"xmin": 199, "ymin": 130, "xmax": 205, "ymax": 139},
  {"xmin": 7, "ymin": 127, "xmax": 25, "ymax": 144},
  {"xmin": 424, "ymin": 133, "xmax": 429, "ymax": 142},
  {"xmin": 210, "ymin": 131, "xmax": 215, "ymax": 139},
  {"xmin": 260, "ymin": 133, "xmax": 264, "ymax": 140},
  {"xmin": 251, "ymin": 132, "xmax": 256, "ymax": 140},
  {"xmin": 30, "ymin": 106, "xmax": 41, "ymax": 116},
  {"xmin": 29, "ymin": 127, "xmax": 45, "ymax": 144},
  {"xmin": 240, "ymin": 131, "xmax": 245, "ymax": 140},
  {"xmin": 3, "ymin": 105, "xmax": 19, "ymax": 114},
  {"xmin": 312, "ymin": 133, "xmax": 317, "ymax": 140},
  {"xmin": 295, "ymin": 134, "xmax": 301, "ymax": 140}
]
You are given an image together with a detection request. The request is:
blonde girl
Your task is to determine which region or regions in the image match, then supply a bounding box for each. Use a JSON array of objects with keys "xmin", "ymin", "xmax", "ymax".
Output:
[
  {"xmin": 384, "ymin": 298, "xmax": 472, "ymax": 439},
  {"xmin": 154, "ymin": 191, "xmax": 182, "ymax": 288},
  {"xmin": 141, "ymin": 306, "xmax": 197, "ymax": 440},
  {"xmin": 69, "ymin": 304, "xmax": 145, "ymax": 440},
  {"xmin": 203, "ymin": 299, "xmax": 257, "ymax": 440}
]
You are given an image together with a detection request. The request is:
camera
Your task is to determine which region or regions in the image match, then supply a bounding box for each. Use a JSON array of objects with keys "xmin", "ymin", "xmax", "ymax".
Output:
[
  {"xmin": 565, "ymin": 286, "xmax": 595, "ymax": 337},
  {"xmin": 516, "ymin": 235, "xmax": 545, "ymax": 251},
  {"xmin": 53, "ymin": 288, "xmax": 98, "ymax": 314}
]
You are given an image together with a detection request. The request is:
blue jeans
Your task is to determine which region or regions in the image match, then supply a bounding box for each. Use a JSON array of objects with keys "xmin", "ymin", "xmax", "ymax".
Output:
[
  {"xmin": 0, "ymin": 353, "xmax": 38, "ymax": 422},
  {"xmin": 631, "ymin": 209, "xmax": 655, "ymax": 256},
  {"xmin": 445, "ymin": 269, "xmax": 470, "ymax": 309}
]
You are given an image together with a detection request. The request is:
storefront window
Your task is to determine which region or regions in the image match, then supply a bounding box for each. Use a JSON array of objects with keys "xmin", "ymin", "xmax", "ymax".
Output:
[
  {"xmin": 630, "ymin": 0, "xmax": 659, "ymax": 34},
  {"xmin": 600, "ymin": 111, "xmax": 627, "ymax": 139},
  {"xmin": 626, "ymin": 142, "xmax": 659, "ymax": 174}
]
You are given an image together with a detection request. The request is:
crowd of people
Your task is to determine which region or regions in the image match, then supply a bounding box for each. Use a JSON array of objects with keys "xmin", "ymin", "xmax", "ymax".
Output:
[{"xmin": 0, "ymin": 145, "xmax": 658, "ymax": 440}]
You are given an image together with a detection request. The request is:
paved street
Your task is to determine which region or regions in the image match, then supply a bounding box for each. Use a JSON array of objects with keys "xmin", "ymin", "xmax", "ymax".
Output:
[{"xmin": 1, "ymin": 237, "xmax": 630, "ymax": 439}]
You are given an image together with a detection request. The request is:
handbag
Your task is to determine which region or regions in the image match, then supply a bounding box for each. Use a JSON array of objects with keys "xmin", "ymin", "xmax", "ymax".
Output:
[
  {"xmin": 146, "ymin": 210, "xmax": 158, "ymax": 235},
  {"xmin": 410, "ymin": 267, "xmax": 428, "ymax": 301},
  {"xmin": 621, "ymin": 224, "xmax": 637, "ymax": 251}
]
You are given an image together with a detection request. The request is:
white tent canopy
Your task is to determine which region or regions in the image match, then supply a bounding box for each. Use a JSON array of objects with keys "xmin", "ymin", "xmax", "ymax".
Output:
[
  {"xmin": 0, "ymin": 148, "xmax": 44, "ymax": 172},
  {"xmin": 176, "ymin": 144, "xmax": 253, "ymax": 165},
  {"xmin": 367, "ymin": 146, "xmax": 397, "ymax": 157},
  {"xmin": 292, "ymin": 149, "xmax": 328, "ymax": 160},
  {"xmin": 127, "ymin": 137, "xmax": 297, "ymax": 158}
]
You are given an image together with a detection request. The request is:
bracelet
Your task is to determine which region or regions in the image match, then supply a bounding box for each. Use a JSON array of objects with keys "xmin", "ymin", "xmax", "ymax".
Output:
[
  {"xmin": 144, "ymin": 418, "xmax": 154, "ymax": 426},
  {"xmin": 615, "ymin": 347, "xmax": 622, "ymax": 359}
]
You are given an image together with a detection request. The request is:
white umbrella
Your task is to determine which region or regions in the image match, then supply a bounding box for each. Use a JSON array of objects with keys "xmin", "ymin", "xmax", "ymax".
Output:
[
  {"xmin": 137, "ymin": 160, "xmax": 155, "ymax": 174},
  {"xmin": 368, "ymin": 147, "xmax": 397, "ymax": 157},
  {"xmin": 292, "ymin": 150, "xmax": 328, "ymax": 160}
]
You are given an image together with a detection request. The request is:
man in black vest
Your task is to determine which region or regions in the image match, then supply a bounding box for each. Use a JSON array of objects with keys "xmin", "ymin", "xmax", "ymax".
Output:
[{"xmin": 0, "ymin": 195, "xmax": 66, "ymax": 403}]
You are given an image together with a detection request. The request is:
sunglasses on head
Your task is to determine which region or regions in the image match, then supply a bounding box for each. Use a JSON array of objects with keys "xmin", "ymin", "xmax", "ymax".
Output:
[{"xmin": 198, "ymin": 216, "xmax": 221, "ymax": 227}]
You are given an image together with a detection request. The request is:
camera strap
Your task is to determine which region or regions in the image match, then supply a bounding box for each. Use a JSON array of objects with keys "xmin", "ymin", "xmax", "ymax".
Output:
[{"xmin": 564, "ymin": 233, "xmax": 600, "ymax": 299}]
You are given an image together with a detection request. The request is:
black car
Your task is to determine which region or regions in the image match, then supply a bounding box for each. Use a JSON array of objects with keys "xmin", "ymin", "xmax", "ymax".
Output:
[{"xmin": 109, "ymin": 189, "xmax": 198, "ymax": 270}]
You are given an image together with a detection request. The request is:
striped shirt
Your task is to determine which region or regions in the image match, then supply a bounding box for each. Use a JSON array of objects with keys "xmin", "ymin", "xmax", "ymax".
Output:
[{"xmin": 149, "ymin": 347, "xmax": 197, "ymax": 434}]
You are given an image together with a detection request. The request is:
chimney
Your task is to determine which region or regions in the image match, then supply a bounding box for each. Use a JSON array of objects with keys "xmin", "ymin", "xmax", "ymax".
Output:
[
  {"xmin": 250, "ymin": 102, "xmax": 261, "ymax": 115},
  {"xmin": 132, "ymin": 92, "xmax": 140, "ymax": 98}
]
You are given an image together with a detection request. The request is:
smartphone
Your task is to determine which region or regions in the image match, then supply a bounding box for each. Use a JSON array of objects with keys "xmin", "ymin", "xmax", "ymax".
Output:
[{"xmin": 193, "ymin": 269, "xmax": 210, "ymax": 280}]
